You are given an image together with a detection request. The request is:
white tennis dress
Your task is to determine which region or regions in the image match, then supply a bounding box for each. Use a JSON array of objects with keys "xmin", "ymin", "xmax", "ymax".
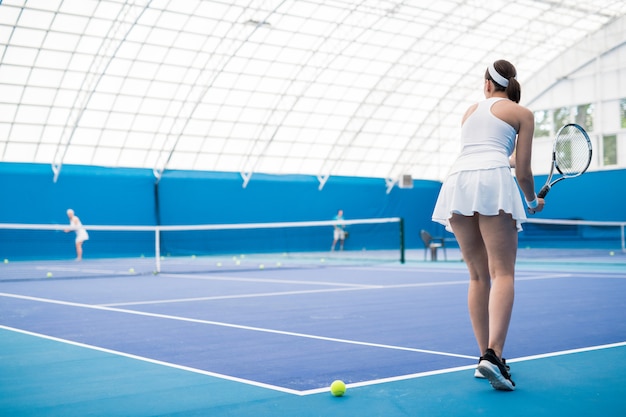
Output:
[
  {"xmin": 72, "ymin": 217, "xmax": 89, "ymax": 243},
  {"xmin": 432, "ymin": 97, "xmax": 527, "ymax": 233}
]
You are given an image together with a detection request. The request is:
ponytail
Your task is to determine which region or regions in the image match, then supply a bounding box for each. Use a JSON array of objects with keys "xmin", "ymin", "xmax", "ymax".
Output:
[
  {"xmin": 485, "ymin": 60, "xmax": 521, "ymax": 103},
  {"xmin": 505, "ymin": 77, "xmax": 521, "ymax": 103}
]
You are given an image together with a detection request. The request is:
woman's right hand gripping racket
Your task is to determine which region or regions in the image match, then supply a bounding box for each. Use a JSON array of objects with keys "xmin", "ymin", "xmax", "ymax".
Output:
[{"xmin": 537, "ymin": 123, "xmax": 592, "ymax": 199}]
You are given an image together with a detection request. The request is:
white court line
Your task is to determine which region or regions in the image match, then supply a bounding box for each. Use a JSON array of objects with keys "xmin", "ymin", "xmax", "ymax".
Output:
[
  {"xmin": 100, "ymin": 273, "xmax": 383, "ymax": 306},
  {"xmin": 550, "ymin": 270, "xmax": 626, "ymax": 279},
  {"xmin": 101, "ymin": 273, "xmax": 572, "ymax": 307},
  {"xmin": 101, "ymin": 287, "xmax": 382, "ymax": 307},
  {"xmin": 106, "ymin": 272, "xmax": 573, "ymax": 307},
  {"xmin": 35, "ymin": 266, "xmax": 132, "ymax": 275},
  {"xmin": 371, "ymin": 273, "xmax": 573, "ymax": 289},
  {"xmin": 2, "ymin": 324, "xmax": 624, "ymax": 396},
  {"xmin": 0, "ymin": 325, "xmax": 302, "ymax": 395},
  {"xmin": 300, "ymin": 340, "xmax": 626, "ymax": 395},
  {"xmin": 347, "ymin": 265, "xmax": 466, "ymax": 272},
  {"xmin": 516, "ymin": 273, "xmax": 573, "ymax": 281},
  {"xmin": 505, "ymin": 341, "xmax": 626, "ymax": 363},
  {"xmin": 160, "ymin": 273, "xmax": 380, "ymax": 288},
  {"xmin": 0, "ymin": 291, "xmax": 476, "ymax": 362}
]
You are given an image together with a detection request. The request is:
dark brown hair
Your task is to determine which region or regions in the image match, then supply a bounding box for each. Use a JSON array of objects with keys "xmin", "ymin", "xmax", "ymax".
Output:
[{"xmin": 485, "ymin": 60, "xmax": 520, "ymax": 103}]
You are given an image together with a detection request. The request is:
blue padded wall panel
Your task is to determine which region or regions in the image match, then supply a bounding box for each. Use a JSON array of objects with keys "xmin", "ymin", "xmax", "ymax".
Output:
[
  {"xmin": 529, "ymin": 169, "xmax": 626, "ymax": 222},
  {"xmin": 0, "ymin": 163, "xmax": 156, "ymax": 260},
  {"xmin": 3, "ymin": 162, "xmax": 624, "ymax": 260},
  {"xmin": 157, "ymin": 171, "xmax": 443, "ymax": 254}
]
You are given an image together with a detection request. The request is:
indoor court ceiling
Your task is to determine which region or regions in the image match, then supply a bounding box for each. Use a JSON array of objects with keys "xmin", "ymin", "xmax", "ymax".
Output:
[{"xmin": 1, "ymin": 0, "xmax": 625, "ymax": 184}]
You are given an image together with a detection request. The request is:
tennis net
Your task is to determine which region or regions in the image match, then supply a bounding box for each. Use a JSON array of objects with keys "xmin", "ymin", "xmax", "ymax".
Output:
[
  {"xmin": 522, "ymin": 218, "xmax": 626, "ymax": 252},
  {"xmin": 518, "ymin": 218, "xmax": 626, "ymax": 268},
  {"xmin": 0, "ymin": 217, "xmax": 405, "ymax": 280}
]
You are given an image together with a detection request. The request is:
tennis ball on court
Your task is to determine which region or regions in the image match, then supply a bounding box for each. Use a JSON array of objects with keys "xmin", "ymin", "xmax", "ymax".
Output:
[
  {"xmin": 3, "ymin": 259, "xmax": 8, "ymax": 264},
  {"xmin": 46, "ymin": 272, "xmax": 53, "ymax": 278},
  {"xmin": 259, "ymin": 264, "xmax": 264, "ymax": 269},
  {"xmin": 129, "ymin": 268, "xmax": 135, "ymax": 273},
  {"xmin": 191, "ymin": 254, "xmax": 196, "ymax": 259},
  {"xmin": 330, "ymin": 380, "xmax": 346, "ymax": 397},
  {"xmin": 216, "ymin": 262, "xmax": 222, "ymax": 267},
  {"xmin": 610, "ymin": 251, "xmax": 615, "ymax": 256}
]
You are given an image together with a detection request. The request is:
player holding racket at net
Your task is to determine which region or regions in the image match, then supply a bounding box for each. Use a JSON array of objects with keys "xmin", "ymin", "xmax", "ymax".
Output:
[
  {"xmin": 65, "ymin": 208, "xmax": 89, "ymax": 261},
  {"xmin": 432, "ymin": 60, "xmax": 544, "ymax": 391}
]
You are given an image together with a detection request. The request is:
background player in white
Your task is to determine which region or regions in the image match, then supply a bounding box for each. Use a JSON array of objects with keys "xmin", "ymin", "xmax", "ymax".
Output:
[
  {"xmin": 331, "ymin": 209, "xmax": 346, "ymax": 251},
  {"xmin": 65, "ymin": 208, "xmax": 89, "ymax": 261}
]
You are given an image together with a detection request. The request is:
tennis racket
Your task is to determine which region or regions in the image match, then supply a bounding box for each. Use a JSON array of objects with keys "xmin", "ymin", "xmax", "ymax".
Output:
[{"xmin": 537, "ymin": 123, "xmax": 592, "ymax": 199}]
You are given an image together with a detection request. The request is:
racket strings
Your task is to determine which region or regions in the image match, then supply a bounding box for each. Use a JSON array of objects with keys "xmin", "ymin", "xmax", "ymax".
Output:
[{"xmin": 554, "ymin": 127, "xmax": 591, "ymax": 176}]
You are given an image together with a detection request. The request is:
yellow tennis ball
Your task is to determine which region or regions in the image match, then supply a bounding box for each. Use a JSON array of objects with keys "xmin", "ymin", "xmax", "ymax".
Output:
[
  {"xmin": 330, "ymin": 380, "xmax": 346, "ymax": 397},
  {"xmin": 46, "ymin": 272, "xmax": 53, "ymax": 278},
  {"xmin": 259, "ymin": 264, "xmax": 264, "ymax": 269},
  {"xmin": 3, "ymin": 259, "xmax": 8, "ymax": 264},
  {"xmin": 610, "ymin": 251, "xmax": 615, "ymax": 256},
  {"xmin": 129, "ymin": 268, "xmax": 135, "ymax": 273}
]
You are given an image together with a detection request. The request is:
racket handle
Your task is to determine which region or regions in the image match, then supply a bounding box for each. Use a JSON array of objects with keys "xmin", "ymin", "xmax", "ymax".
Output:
[{"xmin": 537, "ymin": 185, "xmax": 550, "ymax": 199}]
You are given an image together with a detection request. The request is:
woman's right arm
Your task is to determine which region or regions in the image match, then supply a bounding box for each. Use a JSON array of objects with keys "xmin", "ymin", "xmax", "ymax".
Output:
[{"xmin": 515, "ymin": 108, "xmax": 544, "ymax": 212}]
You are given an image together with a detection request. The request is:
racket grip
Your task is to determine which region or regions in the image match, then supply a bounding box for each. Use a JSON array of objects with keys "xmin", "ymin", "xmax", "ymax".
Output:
[{"xmin": 537, "ymin": 185, "xmax": 550, "ymax": 199}]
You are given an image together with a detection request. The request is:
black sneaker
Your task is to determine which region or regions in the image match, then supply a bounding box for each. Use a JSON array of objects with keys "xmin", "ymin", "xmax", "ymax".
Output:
[
  {"xmin": 476, "ymin": 349, "xmax": 515, "ymax": 391},
  {"xmin": 474, "ymin": 356, "xmax": 510, "ymax": 379}
]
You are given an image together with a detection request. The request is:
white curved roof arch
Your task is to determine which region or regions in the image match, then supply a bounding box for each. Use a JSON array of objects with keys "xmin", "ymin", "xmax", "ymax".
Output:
[{"xmin": 0, "ymin": 0, "xmax": 624, "ymax": 183}]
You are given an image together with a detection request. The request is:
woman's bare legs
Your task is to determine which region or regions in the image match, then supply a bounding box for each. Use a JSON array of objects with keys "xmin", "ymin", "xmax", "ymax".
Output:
[
  {"xmin": 450, "ymin": 211, "xmax": 518, "ymax": 359},
  {"xmin": 449, "ymin": 214, "xmax": 490, "ymax": 354},
  {"xmin": 75, "ymin": 241, "xmax": 83, "ymax": 261}
]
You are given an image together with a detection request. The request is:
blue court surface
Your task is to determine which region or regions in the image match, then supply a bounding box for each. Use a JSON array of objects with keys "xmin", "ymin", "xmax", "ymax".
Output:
[{"xmin": 1, "ymin": 249, "xmax": 625, "ymax": 416}]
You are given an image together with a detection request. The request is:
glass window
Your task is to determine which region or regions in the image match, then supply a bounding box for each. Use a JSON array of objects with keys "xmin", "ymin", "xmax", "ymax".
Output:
[
  {"xmin": 620, "ymin": 99, "xmax": 626, "ymax": 129},
  {"xmin": 574, "ymin": 103, "xmax": 594, "ymax": 132},
  {"xmin": 553, "ymin": 107, "xmax": 570, "ymax": 130},
  {"xmin": 534, "ymin": 110, "xmax": 551, "ymax": 137},
  {"xmin": 553, "ymin": 104, "xmax": 593, "ymax": 132},
  {"xmin": 603, "ymin": 135, "xmax": 617, "ymax": 166}
]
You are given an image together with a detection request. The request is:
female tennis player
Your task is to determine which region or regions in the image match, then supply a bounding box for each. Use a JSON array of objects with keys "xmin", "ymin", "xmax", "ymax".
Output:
[
  {"xmin": 432, "ymin": 60, "xmax": 545, "ymax": 391},
  {"xmin": 65, "ymin": 208, "xmax": 89, "ymax": 261}
]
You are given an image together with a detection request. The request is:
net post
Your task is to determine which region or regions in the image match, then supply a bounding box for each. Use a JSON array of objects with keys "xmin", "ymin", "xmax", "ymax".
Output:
[
  {"xmin": 155, "ymin": 227, "xmax": 161, "ymax": 274},
  {"xmin": 399, "ymin": 217, "xmax": 405, "ymax": 264}
]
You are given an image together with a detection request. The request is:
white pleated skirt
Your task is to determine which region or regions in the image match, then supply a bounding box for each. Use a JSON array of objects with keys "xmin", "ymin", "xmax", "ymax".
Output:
[
  {"xmin": 432, "ymin": 167, "xmax": 527, "ymax": 233},
  {"xmin": 75, "ymin": 228, "xmax": 89, "ymax": 243}
]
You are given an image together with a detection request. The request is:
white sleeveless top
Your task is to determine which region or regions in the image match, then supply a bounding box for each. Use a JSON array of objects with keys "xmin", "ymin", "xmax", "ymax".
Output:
[
  {"xmin": 450, "ymin": 97, "xmax": 516, "ymax": 173},
  {"xmin": 431, "ymin": 97, "xmax": 526, "ymax": 232}
]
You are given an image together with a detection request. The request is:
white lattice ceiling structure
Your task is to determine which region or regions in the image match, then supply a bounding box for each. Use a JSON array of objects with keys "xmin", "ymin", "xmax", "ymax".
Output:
[{"xmin": 1, "ymin": 0, "xmax": 625, "ymax": 185}]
